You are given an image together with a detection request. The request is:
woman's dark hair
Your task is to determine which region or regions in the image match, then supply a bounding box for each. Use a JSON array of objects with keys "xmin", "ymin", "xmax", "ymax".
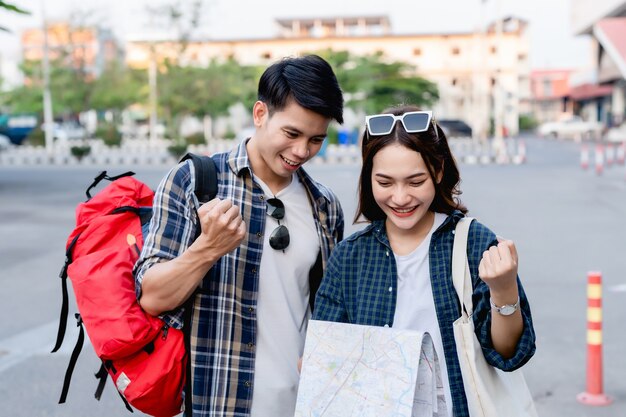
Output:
[
  {"xmin": 355, "ymin": 104, "xmax": 467, "ymax": 224},
  {"xmin": 258, "ymin": 55, "xmax": 344, "ymax": 123}
]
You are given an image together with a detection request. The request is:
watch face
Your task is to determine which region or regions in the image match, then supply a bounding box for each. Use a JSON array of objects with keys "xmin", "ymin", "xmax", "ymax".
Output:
[{"xmin": 498, "ymin": 305, "xmax": 517, "ymax": 316}]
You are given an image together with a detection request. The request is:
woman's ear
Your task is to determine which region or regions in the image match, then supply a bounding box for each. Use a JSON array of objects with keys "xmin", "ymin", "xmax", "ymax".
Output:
[{"xmin": 435, "ymin": 168, "xmax": 444, "ymax": 184}]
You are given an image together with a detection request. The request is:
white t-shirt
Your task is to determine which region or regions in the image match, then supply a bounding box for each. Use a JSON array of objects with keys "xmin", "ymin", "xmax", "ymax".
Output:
[
  {"xmin": 392, "ymin": 212, "xmax": 452, "ymax": 417},
  {"xmin": 250, "ymin": 174, "xmax": 320, "ymax": 417}
]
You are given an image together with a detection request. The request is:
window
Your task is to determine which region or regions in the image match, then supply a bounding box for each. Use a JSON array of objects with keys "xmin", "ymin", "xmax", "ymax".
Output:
[
  {"xmin": 413, "ymin": 48, "xmax": 422, "ymax": 56},
  {"xmin": 261, "ymin": 52, "xmax": 272, "ymax": 59},
  {"xmin": 542, "ymin": 80, "xmax": 552, "ymax": 97},
  {"xmin": 451, "ymin": 47, "xmax": 460, "ymax": 55}
]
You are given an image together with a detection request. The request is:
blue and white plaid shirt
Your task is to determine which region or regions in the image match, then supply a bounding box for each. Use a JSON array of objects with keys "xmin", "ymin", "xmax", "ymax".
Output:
[
  {"xmin": 135, "ymin": 140, "xmax": 344, "ymax": 416},
  {"xmin": 313, "ymin": 211, "xmax": 536, "ymax": 417}
]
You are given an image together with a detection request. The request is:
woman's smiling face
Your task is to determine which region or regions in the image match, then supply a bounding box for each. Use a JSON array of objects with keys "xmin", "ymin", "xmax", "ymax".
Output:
[{"xmin": 371, "ymin": 143, "xmax": 440, "ymax": 235}]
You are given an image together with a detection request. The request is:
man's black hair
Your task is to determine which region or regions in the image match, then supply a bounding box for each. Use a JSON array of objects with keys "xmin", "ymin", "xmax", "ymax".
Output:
[{"xmin": 258, "ymin": 55, "xmax": 344, "ymax": 124}]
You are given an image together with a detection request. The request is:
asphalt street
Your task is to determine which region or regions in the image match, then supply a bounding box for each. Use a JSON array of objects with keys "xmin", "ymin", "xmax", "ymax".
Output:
[{"xmin": 1, "ymin": 136, "xmax": 625, "ymax": 416}]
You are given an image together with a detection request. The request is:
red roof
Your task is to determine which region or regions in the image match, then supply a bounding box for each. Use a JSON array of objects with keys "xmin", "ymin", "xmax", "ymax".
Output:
[
  {"xmin": 569, "ymin": 83, "xmax": 613, "ymax": 101},
  {"xmin": 594, "ymin": 18, "xmax": 626, "ymax": 78}
]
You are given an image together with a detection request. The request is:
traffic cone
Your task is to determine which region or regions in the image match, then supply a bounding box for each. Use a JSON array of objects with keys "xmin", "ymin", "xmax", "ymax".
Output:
[
  {"xmin": 577, "ymin": 271, "xmax": 613, "ymax": 406},
  {"xmin": 616, "ymin": 142, "xmax": 625, "ymax": 165},
  {"xmin": 605, "ymin": 144, "xmax": 614, "ymax": 167},
  {"xmin": 595, "ymin": 144, "xmax": 604, "ymax": 175},
  {"xmin": 581, "ymin": 144, "xmax": 589, "ymax": 170},
  {"xmin": 517, "ymin": 139, "xmax": 526, "ymax": 164}
]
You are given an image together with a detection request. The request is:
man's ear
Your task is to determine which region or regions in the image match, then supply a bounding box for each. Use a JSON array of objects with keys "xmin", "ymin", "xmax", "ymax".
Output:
[{"xmin": 252, "ymin": 101, "xmax": 267, "ymax": 127}]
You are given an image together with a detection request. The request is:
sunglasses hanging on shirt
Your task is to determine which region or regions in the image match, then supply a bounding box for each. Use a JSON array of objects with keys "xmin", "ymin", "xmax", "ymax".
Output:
[{"xmin": 266, "ymin": 197, "xmax": 290, "ymax": 251}]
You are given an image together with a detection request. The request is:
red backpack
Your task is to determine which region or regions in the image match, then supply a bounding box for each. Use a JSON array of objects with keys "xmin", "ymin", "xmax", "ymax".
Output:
[{"xmin": 52, "ymin": 153, "xmax": 217, "ymax": 417}]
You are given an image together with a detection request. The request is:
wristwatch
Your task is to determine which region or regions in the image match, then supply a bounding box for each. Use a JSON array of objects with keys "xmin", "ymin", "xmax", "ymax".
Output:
[{"xmin": 490, "ymin": 296, "xmax": 520, "ymax": 316}]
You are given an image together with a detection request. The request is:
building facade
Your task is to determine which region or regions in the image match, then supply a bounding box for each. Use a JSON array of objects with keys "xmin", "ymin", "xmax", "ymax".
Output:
[
  {"xmin": 126, "ymin": 15, "xmax": 531, "ymax": 137},
  {"xmin": 571, "ymin": 0, "xmax": 626, "ymax": 126},
  {"xmin": 21, "ymin": 22, "xmax": 120, "ymax": 82},
  {"xmin": 530, "ymin": 69, "xmax": 574, "ymax": 123}
]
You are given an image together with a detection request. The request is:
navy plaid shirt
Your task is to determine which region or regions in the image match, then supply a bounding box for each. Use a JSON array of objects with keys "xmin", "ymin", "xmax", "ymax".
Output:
[
  {"xmin": 135, "ymin": 140, "xmax": 344, "ymax": 416},
  {"xmin": 313, "ymin": 211, "xmax": 535, "ymax": 417}
]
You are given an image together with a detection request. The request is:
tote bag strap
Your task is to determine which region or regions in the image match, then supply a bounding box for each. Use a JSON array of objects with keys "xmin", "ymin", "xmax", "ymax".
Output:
[{"xmin": 452, "ymin": 217, "xmax": 474, "ymax": 316}]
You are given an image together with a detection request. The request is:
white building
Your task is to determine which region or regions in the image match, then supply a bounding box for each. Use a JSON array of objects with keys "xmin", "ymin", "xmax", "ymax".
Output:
[
  {"xmin": 126, "ymin": 15, "xmax": 531, "ymax": 137},
  {"xmin": 571, "ymin": 0, "xmax": 626, "ymax": 126}
]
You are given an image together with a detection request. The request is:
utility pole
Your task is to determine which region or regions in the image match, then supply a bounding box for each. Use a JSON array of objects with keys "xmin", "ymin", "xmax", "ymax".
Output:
[
  {"xmin": 148, "ymin": 47, "xmax": 158, "ymax": 143},
  {"xmin": 473, "ymin": 0, "xmax": 489, "ymax": 142},
  {"xmin": 492, "ymin": 0, "xmax": 506, "ymax": 157},
  {"xmin": 41, "ymin": 2, "xmax": 54, "ymax": 155}
]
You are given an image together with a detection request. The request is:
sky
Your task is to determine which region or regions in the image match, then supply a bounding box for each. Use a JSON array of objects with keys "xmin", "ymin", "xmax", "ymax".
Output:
[{"xmin": 0, "ymin": 0, "xmax": 593, "ymax": 85}]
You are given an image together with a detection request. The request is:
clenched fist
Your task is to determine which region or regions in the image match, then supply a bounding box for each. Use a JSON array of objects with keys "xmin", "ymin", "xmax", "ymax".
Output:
[
  {"xmin": 478, "ymin": 238, "xmax": 519, "ymax": 296},
  {"xmin": 196, "ymin": 198, "xmax": 246, "ymax": 257}
]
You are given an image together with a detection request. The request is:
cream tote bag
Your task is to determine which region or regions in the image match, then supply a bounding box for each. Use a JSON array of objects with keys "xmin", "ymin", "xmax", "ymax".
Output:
[{"xmin": 452, "ymin": 218, "xmax": 538, "ymax": 417}]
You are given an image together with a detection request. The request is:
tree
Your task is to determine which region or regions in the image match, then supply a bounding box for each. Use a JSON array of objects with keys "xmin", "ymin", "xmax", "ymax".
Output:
[
  {"xmin": 0, "ymin": 1, "xmax": 29, "ymax": 32},
  {"xmin": 90, "ymin": 62, "xmax": 148, "ymax": 113},
  {"xmin": 314, "ymin": 49, "xmax": 439, "ymax": 114},
  {"xmin": 157, "ymin": 58, "xmax": 260, "ymax": 140}
]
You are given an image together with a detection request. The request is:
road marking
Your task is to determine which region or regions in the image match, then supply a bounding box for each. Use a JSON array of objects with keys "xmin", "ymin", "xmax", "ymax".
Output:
[
  {"xmin": 0, "ymin": 320, "xmax": 89, "ymax": 373},
  {"xmin": 608, "ymin": 284, "xmax": 626, "ymax": 293}
]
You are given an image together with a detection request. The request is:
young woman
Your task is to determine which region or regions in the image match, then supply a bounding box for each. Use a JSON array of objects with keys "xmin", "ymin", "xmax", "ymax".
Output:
[{"xmin": 312, "ymin": 105, "xmax": 536, "ymax": 417}]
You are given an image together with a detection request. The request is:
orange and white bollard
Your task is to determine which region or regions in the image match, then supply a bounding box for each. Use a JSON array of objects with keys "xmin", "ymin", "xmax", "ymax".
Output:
[
  {"xmin": 595, "ymin": 144, "xmax": 604, "ymax": 175},
  {"xmin": 581, "ymin": 144, "xmax": 590, "ymax": 170},
  {"xmin": 517, "ymin": 139, "xmax": 526, "ymax": 164},
  {"xmin": 616, "ymin": 142, "xmax": 625, "ymax": 165},
  {"xmin": 577, "ymin": 271, "xmax": 613, "ymax": 406},
  {"xmin": 605, "ymin": 144, "xmax": 614, "ymax": 167}
]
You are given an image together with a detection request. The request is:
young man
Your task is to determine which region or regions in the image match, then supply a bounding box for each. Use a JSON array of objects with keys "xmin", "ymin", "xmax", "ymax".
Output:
[{"xmin": 134, "ymin": 55, "xmax": 345, "ymax": 417}]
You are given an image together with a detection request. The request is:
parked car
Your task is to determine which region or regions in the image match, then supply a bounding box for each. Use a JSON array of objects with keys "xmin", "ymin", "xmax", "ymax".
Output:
[
  {"xmin": 437, "ymin": 119, "xmax": 472, "ymax": 138},
  {"xmin": 41, "ymin": 121, "xmax": 87, "ymax": 142},
  {"xmin": 606, "ymin": 123, "xmax": 626, "ymax": 143},
  {"xmin": 0, "ymin": 113, "xmax": 38, "ymax": 145},
  {"xmin": 0, "ymin": 134, "xmax": 11, "ymax": 150},
  {"xmin": 537, "ymin": 116, "xmax": 603, "ymax": 140}
]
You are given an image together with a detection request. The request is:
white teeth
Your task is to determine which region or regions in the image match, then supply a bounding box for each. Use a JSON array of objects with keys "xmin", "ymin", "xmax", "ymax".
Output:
[
  {"xmin": 393, "ymin": 207, "xmax": 415, "ymax": 213},
  {"xmin": 281, "ymin": 156, "xmax": 300, "ymax": 166}
]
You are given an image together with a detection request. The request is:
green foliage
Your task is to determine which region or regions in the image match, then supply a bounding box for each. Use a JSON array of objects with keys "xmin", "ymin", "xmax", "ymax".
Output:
[
  {"xmin": 518, "ymin": 114, "xmax": 538, "ymax": 131},
  {"xmin": 1, "ymin": 84, "xmax": 43, "ymax": 114},
  {"xmin": 326, "ymin": 125, "xmax": 338, "ymax": 145},
  {"xmin": 158, "ymin": 58, "xmax": 260, "ymax": 141},
  {"xmin": 0, "ymin": 1, "xmax": 30, "ymax": 32},
  {"xmin": 25, "ymin": 127, "xmax": 45, "ymax": 147},
  {"xmin": 90, "ymin": 63, "xmax": 148, "ymax": 112},
  {"xmin": 3, "ymin": 58, "xmax": 147, "ymax": 119},
  {"xmin": 184, "ymin": 132, "xmax": 205, "ymax": 145},
  {"xmin": 222, "ymin": 128, "xmax": 236, "ymax": 140},
  {"xmin": 70, "ymin": 145, "xmax": 91, "ymax": 160},
  {"xmin": 313, "ymin": 49, "xmax": 439, "ymax": 113},
  {"xmin": 158, "ymin": 59, "xmax": 259, "ymax": 121},
  {"xmin": 167, "ymin": 142, "xmax": 188, "ymax": 159},
  {"xmin": 2, "ymin": 43, "xmax": 439, "ymax": 138},
  {"xmin": 96, "ymin": 123, "xmax": 122, "ymax": 147}
]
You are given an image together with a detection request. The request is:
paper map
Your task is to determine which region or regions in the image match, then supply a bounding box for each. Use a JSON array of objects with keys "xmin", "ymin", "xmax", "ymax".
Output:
[{"xmin": 295, "ymin": 320, "xmax": 447, "ymax": 417}]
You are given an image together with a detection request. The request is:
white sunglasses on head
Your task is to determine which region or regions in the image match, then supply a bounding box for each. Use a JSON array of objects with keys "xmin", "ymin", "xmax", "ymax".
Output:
[{"xmin": 365, "ymin": 111, "xmax": 433, "ymax": 136}]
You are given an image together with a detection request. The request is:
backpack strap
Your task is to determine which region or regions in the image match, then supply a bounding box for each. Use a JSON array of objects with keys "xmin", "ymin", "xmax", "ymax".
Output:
[
  {"xmin": 58, "ymin": 314, "xmax": 85, "ymax": 404},
  {"xmin": 85, "ymin": 171, "xmax": 135, "ymax": 200},
  {"xmin": 179, "ymin": 152, "xmax": 218, "ymax": 204},
  {"xmin": 177, "ymin": 153, "xmax": 218, "ymax": 416},
  {"xmin": 51, "ymin": 235, "xmax": 80, "ymax": 353}
]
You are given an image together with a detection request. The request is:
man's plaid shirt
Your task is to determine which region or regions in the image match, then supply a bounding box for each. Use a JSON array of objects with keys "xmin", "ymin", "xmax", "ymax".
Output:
[
  {"xmin": 313, "ymin": 211, "xmax": 535, "ymax": 417},
  {"xmin": 134, "ymin": 140, "xmax": 344, "ymax": 416}
]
